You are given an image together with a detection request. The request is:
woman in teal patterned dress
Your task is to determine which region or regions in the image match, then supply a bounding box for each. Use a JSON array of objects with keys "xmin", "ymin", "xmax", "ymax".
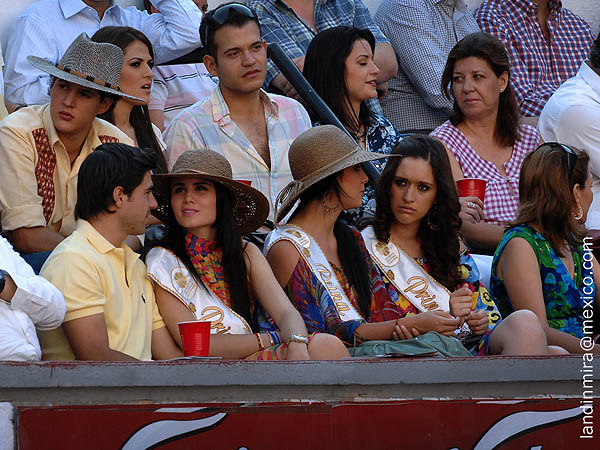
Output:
[{"xmin": 492, "ymin": 143, "xmax": 600, "ymax": 354}]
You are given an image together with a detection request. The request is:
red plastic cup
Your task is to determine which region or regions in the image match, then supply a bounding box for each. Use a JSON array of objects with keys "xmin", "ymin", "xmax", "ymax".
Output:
[
  {"xmin": 456, "ymin": 178, "xmax": 487, "ymax": 203},
  {"xmin": 178, "ymin": 321, "xmax": 211, "ymax": 357},
  {"xmin": 237, "ymin": 180, "xmax": 252, "ymax": 186}
]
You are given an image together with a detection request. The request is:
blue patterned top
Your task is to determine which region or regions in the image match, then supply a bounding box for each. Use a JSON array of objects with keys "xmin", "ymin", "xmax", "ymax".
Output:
[{"xmin": 490, "ymin": 224, "xmax": 593, "ymax": 338}]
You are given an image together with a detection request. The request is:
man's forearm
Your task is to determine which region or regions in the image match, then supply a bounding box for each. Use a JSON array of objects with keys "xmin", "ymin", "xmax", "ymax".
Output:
[{"xmin": 11, "ymin": 226, "xmax": 64, "ymax": 254}]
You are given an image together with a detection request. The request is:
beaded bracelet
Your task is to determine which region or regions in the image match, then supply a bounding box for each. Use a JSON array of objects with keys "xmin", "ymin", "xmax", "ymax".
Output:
[
  {"xmin": 268, "ymin": 331, "xmax": 281, "ymax": 345},
  {"xmin": 254, "ymin": 332, "xmax": 264, "ymax": 351}
]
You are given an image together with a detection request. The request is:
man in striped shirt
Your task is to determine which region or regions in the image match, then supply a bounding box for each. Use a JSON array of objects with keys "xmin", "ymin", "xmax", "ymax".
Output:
[{"xmin": 163, "ymin": 4, "xmax": 311, "ymax": 222}]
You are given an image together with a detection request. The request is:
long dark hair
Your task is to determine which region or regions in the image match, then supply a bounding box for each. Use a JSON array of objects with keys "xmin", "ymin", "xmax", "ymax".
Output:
[
  {"xmin": 441, "ymin": 32, "xmax": 521, "ymax": 148},
  {"xmin": 146, "ymin": 181, "xmax": 258, "ymax": 331},
  {"xmin": 373, "ymin": 135, "xmax": 462, "ymax": 290},
  {"xmin": 303, "ymin": 26, "xmax": 375, "ymax": 141},
  {"xmin": 91, "ymin": 26, "xmax": 167, "ymax": 173},
  {"xmin": 290, "ymin": 174, "xmax": 373, "ymax": 319},
  {"xmin": 512, "ymin": 144, "xmax": 589, "ymax": 257}
]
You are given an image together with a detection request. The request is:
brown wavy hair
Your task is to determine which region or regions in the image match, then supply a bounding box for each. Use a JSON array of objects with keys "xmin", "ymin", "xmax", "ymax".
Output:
[
  {"xmin": 441, "ymin": 32, "xmax": 521, "ymax": 148},
  {"xmin": 511, "ymin": 143, "xmax": 589, "ymax": 257},
  {"xmin": 372, "ymin": 135, "xmax": 462, "ymax": 290}
]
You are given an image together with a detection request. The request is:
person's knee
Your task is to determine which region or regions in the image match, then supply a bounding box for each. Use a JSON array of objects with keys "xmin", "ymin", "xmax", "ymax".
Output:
[
  {"xmin": 548, "ymin": 345, "xmax": 569, "ymax": 355},
  {"xmin": 504, "ymin": 309, "xmax": 546, "ymax": 339},
  {"xmin": 307, "ymin": 333, "xmax": 349, "ymax": 359}
]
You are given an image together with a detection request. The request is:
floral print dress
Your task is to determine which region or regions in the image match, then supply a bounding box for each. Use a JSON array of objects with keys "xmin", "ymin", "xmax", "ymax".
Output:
[{"xmin": 490, "ymin": 224, "xmax": 593, "ymax": 338}]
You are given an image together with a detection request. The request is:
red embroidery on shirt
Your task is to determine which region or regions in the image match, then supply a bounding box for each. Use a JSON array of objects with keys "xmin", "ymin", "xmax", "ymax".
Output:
[
  {"xmin": 32, "ymin": 128, "xmax": 56, "ymax": 224},
  {"xmin": 98, "ymin": 135, "xmax": 120, "ymax": 145}
]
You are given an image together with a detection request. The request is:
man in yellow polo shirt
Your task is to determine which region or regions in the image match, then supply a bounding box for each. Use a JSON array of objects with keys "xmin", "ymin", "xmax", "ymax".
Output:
[{"xmin": 39, "ymin": 143, "xmax": 182, "ymax": 361}]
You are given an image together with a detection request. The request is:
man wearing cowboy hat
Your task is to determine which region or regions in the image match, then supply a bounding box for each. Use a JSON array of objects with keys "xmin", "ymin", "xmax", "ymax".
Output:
[
  {"xmin": 4, "ymin": 0, "xmax": 202, "ymax": 107},
  {"xmin": 39, "ymin": 143, "xmax": 183, "ymax": 361},
  {"xmin": 163, "ymin": 3, "xmax": 312, "ymax": 223},
  {"xmin": 0, "ymin": 33, "xmax": 137, "ymax": 273}
]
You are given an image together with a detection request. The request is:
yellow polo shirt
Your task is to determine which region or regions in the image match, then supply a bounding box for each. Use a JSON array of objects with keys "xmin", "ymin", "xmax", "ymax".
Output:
[
  {"xmin": 0, "ymin": 104, "xmax": 132, "ymax": 236},
  {"xmin": 38, "ymin": 220, "xmax": 165, "ymax": 360}
]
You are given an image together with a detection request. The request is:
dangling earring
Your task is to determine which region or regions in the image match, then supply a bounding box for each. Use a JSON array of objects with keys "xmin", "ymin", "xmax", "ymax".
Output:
[
  {"xmin": 427, "ymin": 208, "xmax": 439, "ymax": 231},
  {"xmin": 322, "ymin": 193, "xmax": 340, "ymax": 214},
  {"xmin": 573, "ymin": 204, "xmax": 583, "ymax": 221}
]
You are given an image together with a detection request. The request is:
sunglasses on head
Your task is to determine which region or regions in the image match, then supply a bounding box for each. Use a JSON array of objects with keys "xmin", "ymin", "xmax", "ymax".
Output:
[
  {"xmin": 545, "ymin": 142, "xmax": 578, "ymax": 180},
  {"xmin": 202, "ymin": 4, "xmax": 257, "ymax": 47}
]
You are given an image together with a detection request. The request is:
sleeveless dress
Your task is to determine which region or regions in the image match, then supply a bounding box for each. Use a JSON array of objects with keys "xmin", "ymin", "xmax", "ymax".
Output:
[
  {"xmin": 490, "ymin": 224, "xmax": 593, "ymax": 338},
  {"xmin": 374, "ymin": 253, "xmax": 501, "ymax": 356}
]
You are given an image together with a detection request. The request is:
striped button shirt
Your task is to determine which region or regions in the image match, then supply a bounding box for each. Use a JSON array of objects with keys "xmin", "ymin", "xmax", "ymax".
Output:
[
  {"xmin": 163, "ymin": 87, "xmax": 312, "ymax": 221},
  {"xmin": 476, "ymin": 0, "xmax": 594, "ymax": 117},
  {"xmin": 431, "ymin": 121, "xmax": 540, "ymax": 226}
]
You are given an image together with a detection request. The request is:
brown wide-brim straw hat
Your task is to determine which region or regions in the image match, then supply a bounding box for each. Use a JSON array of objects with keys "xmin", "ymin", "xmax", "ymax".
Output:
[
  {"xmin": 152, "ymin": 149, "xmax": 270, "ymax": 235},
  {"xmin": 275, "ymin": 125, "xmax": 395, "ymax": 223},
  {"xmin": 28, "ymin": 33, "xmax": 143, "ymax": 102}
]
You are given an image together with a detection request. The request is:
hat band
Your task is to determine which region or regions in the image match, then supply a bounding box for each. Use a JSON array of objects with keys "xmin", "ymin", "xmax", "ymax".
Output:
[{"xmin": 55, "ymin": 63, "xmax": 121, "ymax": 92}]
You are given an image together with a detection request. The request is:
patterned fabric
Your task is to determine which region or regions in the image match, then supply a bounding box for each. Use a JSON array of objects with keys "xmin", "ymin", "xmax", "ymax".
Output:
[
  {"xmin": 185, "ymin": 233, "xmax": 231, "ymax": 308},
  {"xmin": 283, "ymin": 228, "xmax": 391, "ymax": 346},
  {"xmin": 247, "ymin": 0, "xmax": 389, "ymax": 88},
  {"xmin": 374, "ymin": 0, "xmax": 479, "ymax": 132},
  {"xmin": 431, "ymin": 121, "xmax": 540, "ymax": 225},
  {"xmin": 32, "ymin": 128, "xmax": 57, "ymax": 224},
  {"xmin": 475, "ymin": 0, "xmax": 594, "ymax": 117},
  {"xmin": 163, "ymin": 87, "xmax": 311, "ymax": 221},
  {"xmin": 491, "ymin": 224, "xmax": 592, "ymax": 338},
  {"xmin": 374, "ymin": 252, "xmax": 502, "ymax": 356}
]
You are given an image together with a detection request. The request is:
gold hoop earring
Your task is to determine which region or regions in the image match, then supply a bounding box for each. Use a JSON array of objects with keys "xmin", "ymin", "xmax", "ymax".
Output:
[
  {"xmin": 573, "ymin": 204, "xmax": 583, "ymax": 221},
  {"xmin": 322, "ymin": 193, "xmax": 340, "ymax": 214}
]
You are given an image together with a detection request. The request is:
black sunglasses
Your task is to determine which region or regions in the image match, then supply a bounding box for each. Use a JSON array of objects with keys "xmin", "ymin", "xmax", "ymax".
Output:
[
  {"xmin": 545, "ymin": 142, "xmax": 578, "ymax": 180},
  {"xmin": 202, "ymin": 4, "xmax": 257, "ymax": 47}
]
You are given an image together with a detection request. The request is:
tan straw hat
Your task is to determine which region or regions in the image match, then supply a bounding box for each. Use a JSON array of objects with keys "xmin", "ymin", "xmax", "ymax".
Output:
[
  {"xmin": 152, "ymin": 149, "xmax": 269, "ymax": 235},
  {"xmin": 28, "ymin": 33, "xmax": 143, "ymax": 102},
  {"xmin": 275, "ymin": 125, "xmax": 394, "ymax": 223}
]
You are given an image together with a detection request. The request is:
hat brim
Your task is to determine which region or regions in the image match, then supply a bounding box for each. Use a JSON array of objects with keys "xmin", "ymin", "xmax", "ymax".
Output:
[
  {"xmin": 275, "ymin": 149, "xmax": 395, "ymax": 223},
  {"xmin": 151, "ymin": 170, "xmax": 270, "ymax": 236},
  {"xmin": 28, "ymin": 56, "xmax": 144, "ymax": 102}
]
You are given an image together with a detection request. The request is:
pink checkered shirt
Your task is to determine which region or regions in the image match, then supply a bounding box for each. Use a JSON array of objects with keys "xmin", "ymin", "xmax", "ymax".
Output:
[
  {"xmin": 475, "ymin": 0, "xmax": 593, "ymax": 117},
  {"xmin": 431, "ymin": 121, "xmax": 540, "ymax": 226}
]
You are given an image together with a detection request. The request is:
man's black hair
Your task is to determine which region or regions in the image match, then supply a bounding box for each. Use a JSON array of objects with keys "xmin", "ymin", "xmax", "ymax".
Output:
[
  {"xmin": 49, "ymin": 76, "xmax": 120, "ymax": 104},
  {"xmin": 591, "ymin": 30, "xmax": 600, "ymax": 69},
  {"xmin": 200, "ymin": 2, "xmax": 261, "ymax": 62},
  {"xmin": 75, "ymin": 143, "xmax": 158, "ymax": 221}
]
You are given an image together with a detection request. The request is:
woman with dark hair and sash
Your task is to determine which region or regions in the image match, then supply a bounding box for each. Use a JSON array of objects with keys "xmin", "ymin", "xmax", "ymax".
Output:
[
  {"xmin": 363, "ymin": 134, "xmax": 564, "ymax": 355},
  {"xmin": 144, "ymin": 149, "xmax": 349, "ymax": 360},
  {"xmin": 266, "ymin": 126, "xmax": 472, "ymax": 356}
]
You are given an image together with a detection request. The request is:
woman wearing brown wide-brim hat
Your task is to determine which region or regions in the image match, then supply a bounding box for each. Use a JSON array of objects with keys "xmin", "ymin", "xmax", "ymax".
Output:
[
  {"xmin": 264, "ymin": 125, "xmax": 456, "ymax": 352},
  {"xmin": 144, "ymin": 149, "xmax": 349, "ymax": 360}
]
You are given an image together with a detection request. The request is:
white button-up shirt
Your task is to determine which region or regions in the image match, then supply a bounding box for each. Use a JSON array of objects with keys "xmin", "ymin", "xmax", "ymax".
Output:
[
  {"xmin": 3, "ymin": 0, "xmax": 202, "ymax": 106},
  {"xmin": 0, "ymin": 236, "xmax": 66, "ymax": 361},
  {"xmin": 538, "ymin": 61, "xmax": 600, "ymax": 229}
]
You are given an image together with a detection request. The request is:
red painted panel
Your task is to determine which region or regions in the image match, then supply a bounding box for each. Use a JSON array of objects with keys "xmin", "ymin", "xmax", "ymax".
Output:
[{"xmin": 18, "ymin": 399, "xmax": 597, "ymax": 450}]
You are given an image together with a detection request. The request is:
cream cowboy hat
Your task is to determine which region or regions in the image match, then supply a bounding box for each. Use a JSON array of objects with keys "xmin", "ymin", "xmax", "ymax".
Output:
[
  {"xmin": 28, "ymin": 33, "xmax": 143, "ymax": 102},
  {"xmin": 275, "ymin": 125, "xmax": 395, "ymax": 223},
  {"xmin": 152, "ymin": 149, "xmax": 270, "ymax": 235}
]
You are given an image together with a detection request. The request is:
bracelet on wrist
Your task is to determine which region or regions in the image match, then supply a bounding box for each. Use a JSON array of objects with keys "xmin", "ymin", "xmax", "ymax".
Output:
[
  {"xmin": 254, "ymin": 332, "xmax": 265, "ymax": 351},
  {"xmin": 268, "ymin": 331, "xmax": 281, "ymax": 346}
]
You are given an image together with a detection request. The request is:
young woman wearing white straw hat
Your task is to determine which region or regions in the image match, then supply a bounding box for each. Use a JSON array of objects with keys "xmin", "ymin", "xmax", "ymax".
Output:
[
  {"xmin": 144, "ymin": 149, "xmax": 349, "ymax": 360},
  {"xmin": 265, "ymin": 126, "xmax": 471, "ymax": 356}
]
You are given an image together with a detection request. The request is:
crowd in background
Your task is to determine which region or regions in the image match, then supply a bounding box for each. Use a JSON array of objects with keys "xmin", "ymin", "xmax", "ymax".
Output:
[{"xmin": 0, "ymin": 0, "xmax": 599, "ymax": 363}]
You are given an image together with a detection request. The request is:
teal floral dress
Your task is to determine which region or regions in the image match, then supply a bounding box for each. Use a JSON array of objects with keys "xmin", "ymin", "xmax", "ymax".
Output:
[{"xmin": 490, "ymin": 224, "xmax": 593, "ymax": 338}]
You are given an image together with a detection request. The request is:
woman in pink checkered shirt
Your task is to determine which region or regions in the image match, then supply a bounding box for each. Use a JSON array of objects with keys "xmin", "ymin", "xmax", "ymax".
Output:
[{"xmin": 431, "ymin": 32, "xmax": 541, "ymax": 253}]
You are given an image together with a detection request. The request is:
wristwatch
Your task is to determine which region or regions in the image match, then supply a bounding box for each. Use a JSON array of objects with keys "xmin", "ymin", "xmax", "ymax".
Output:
[
  {"xmin": 287, "ymin": 334, "xmax": 309, "ymax": 345},
  {"xmin": 0, "ymin": 270, "xmax": 7, "ymax": 296}
]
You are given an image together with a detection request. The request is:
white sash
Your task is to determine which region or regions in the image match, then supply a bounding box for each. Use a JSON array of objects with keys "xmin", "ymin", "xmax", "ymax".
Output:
[
  {"xmin": 265, "ymin": 225, "xmax": 363, "ymax": 321},
  {"xmin": 361, "ymin": 226, "xmax": 452, "ymax": 314},
  {"xmin": 146, "ymin": 247, "xmax": 252, "ymax": 335}
]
